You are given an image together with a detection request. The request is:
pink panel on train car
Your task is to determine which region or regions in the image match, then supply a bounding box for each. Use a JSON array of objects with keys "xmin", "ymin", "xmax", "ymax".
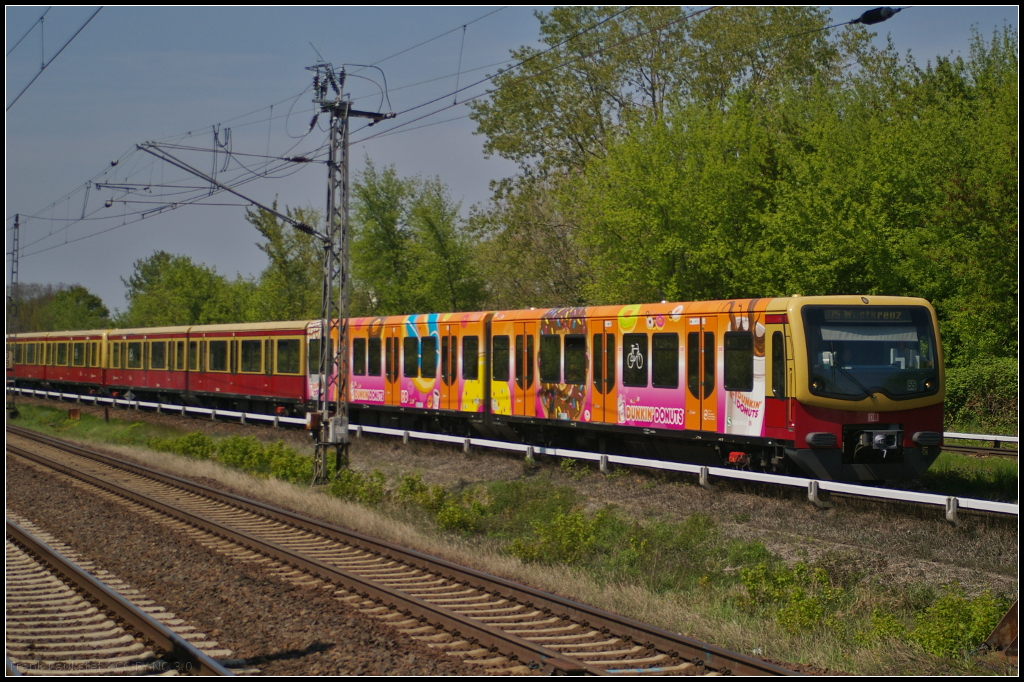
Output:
[
  {"xmin": 349, "ymin": 317, "xmax": 387, "ymax": 406},
  {"xmin": 613, "ymin": 304, "xmax": 688, "ymax": 431}
]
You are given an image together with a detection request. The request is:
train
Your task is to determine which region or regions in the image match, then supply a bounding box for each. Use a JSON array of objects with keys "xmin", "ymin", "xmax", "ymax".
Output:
[{"xmin": 6, "ymin": 295, "xmax": 945, "ymax": 482}]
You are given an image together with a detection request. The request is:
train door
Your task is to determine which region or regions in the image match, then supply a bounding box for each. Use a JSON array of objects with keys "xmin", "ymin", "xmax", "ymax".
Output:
[
  {"xmin": 686, "ymin": 316, "xmax": 720, "ymax": 431},
  {"xmin": 513, "ymin": 321, "xmax": 536, "ymax": 417},
  {"xmin": 384, "ymin": 325, "xmax": 401, "ymax": 405},
  {"xmin": 439, "ymin": 324, "xmax": 458, "ymax": 411},
  {"xmin": 591, "ymin": 320, "xmax": 617, "ymax": 423}
]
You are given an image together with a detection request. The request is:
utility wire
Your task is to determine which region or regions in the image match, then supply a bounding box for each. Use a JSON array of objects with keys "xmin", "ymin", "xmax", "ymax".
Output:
[
  {"xmin": 7, "ymin": 6, "xmax": 103, "ymax": 112},
  {"xmin": 6, "ymin": 7, "xmax": 51, "ymax": 57}
]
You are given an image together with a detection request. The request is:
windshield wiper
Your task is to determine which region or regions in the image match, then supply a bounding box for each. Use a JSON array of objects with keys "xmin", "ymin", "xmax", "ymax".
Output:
[{"xmin": 830, "ymin": 342, "xmax": 876, "ymax": 399}]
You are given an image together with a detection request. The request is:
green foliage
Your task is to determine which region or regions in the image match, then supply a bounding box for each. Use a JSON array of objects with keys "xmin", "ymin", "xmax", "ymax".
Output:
[
  {"xmin": 10, "ymin": 283, "xmax": 110, "ymax": 332},
  {"xmin": 558, "ymin": 457, "xmax": 589, "ymax": 481},
  {"xmin": 855, "ymin": 608, "xmax": 908, "ymax": 645},
  {"xmin": 216, "ymin": 435, "xmax": 270, "ymax": 474},
  {"xmin": 507, "ymin": 509, "xmax": 603, "ymax": 565},
  {"xmin": 352, "ymin": 161, "xmax": 485, "ymax": 316},
  {"xmin": 148, "ymin": 431, "xmax": 217, "ymax": 460},
  {"xmin": 328, "ymin": 469, "xmax": 387, "ymax": 507},
  {"xmin": 922, "ymin": 451, "xmax": 1018, "ymax": 502},
  {"xmin": 909, "ymin": 584, "xmax": 1011, "ymax": 658},
  {"xmin": 944, "ymin": 357, "xmax": 1018, "ymax": 434},
  {"xmin": 246, "ymin": 204, "xmax": 323, "ymax": 321},
  {"xmin": 738, "ymin": 561, "xmax": 849, "ymax": 634},
  {"xmin": 117, "ymin": 251, "xmax": 253, "ymax": 327}
]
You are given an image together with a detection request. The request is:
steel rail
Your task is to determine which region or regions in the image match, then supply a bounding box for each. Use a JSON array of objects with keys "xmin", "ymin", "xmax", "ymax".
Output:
[
  {"xmin": 5, "ymin": 517, "xmax": 233, "ymax": 677},
  {"xmin": 8, "ymin": 425, "xmax": 798, "ymax": 676},
  {"xmin": 7, "ymin": 437, "xmax": 596, "ymax": 675}
]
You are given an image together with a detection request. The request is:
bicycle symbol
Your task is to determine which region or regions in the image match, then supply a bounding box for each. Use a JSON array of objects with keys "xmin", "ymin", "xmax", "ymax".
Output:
[{"xmin": 626, "ymin": 343, "xmax": 644, "ymax": 369}]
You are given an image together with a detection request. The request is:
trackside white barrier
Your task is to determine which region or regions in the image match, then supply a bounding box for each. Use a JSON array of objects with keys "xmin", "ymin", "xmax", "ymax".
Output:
[{"xmin": 8, "ymin": 387, "xmax": 1016, "ymax": 517}]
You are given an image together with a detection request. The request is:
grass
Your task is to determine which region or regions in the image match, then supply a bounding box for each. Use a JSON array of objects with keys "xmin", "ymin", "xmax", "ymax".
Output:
[
  {"xmin": 922, "ymin": 451, "xmax": 1018, "ymax": 502},
  {"xmin": 7, "ymin": 402, "xmax": 1018, "ymax": 675}
]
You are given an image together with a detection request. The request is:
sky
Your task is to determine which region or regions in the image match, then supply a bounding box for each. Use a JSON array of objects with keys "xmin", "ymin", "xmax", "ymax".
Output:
[{"xmin": 5, "ymin": 6, "xmax": 1018, "ymax": 314}]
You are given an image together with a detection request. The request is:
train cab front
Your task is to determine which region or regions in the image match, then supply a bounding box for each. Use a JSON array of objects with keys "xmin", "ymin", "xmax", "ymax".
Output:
[{"xmin": 785, "ymin": 296, "xmax": 945, "ymax": 482}]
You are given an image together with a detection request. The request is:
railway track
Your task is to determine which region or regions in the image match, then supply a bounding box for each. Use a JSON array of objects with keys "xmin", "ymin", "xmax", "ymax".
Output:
[
  {"xmin": 7, "ymin": 425, "xmax": 797, "ymax": 676},
  {"xmin": 941, "ymin": 445, "xmax": 1018, "ymax": 460},
  {"xmin": 5, "ymin": 516, "xmax": 233, "ymax": 676}
]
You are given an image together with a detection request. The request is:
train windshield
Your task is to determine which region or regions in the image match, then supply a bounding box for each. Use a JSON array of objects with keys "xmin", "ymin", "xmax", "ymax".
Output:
[{"xmin": 803, "ymin": 306, "xmax": 939, "ymax": 401}]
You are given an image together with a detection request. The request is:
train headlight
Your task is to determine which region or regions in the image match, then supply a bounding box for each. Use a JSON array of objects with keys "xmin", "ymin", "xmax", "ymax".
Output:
[{"xmin": 924, "ymin": 378, "xmax": 936, "ymax": 391}]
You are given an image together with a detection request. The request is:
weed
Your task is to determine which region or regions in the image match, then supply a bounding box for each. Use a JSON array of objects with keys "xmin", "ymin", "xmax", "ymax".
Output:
[
  {"xmin": 733, "ymin": 512, "xmax": 751, "ymax": 523},
  {"xmin": 558, "ymin": 458, "xmax": 589, "ymax": 481},
  {"xmin": 507, "ymin": 509, "xmax": 603, "ymax": 565},
  {"xmin": 328, "ymin": 469, "xmax": 387, "ymax": 506},
  {"xmin": 909, "ymin": 583, "xmax": 1011, "ymax": 658}
]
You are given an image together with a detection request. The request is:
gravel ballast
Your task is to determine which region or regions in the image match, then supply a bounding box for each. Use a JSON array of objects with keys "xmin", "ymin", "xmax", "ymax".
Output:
[{"xmin": 5, "ymin": 455, "xmax": 472, "ymax": 676}]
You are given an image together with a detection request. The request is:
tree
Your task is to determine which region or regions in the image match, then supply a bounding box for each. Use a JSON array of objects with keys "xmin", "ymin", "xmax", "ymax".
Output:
[
  {"xmin": 246, "ymin": 204, "xmax": 323, "ymax": 321},
  {"xmin": 469, "ymin": 6, "xmax": 873, "ymax": 176},
  {"xmin": 8, "ymin": 282, "xmax": 109, "ymax": 332},
  {"xmin": 351, "ymin": 162, "xmax": 485, "ymax": 315},
  {"xmin": 472, "ymin": 177, "xmax": 590, "ymax": 309},
  {"xmin": 407, "ymin": 178, "xmax": 485, "ymax": 313},
  {"xmin": 48, "ymin": 285, "xmax": 110, "ymax": 330},
  {"xmin": 117, "ymin": 251, "xmax": 246, "ymax": 327},
  {"xmin": 351, "ymin": 162, "xmax": 416, "ymax": 316}
]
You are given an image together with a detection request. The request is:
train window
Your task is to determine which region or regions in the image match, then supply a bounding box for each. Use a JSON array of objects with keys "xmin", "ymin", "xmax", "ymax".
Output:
[
  {"xmin": 703, "ymin": 331, "xmax": 715, "ymax": 399},
  {"xmin": 564, "ymin": 335, "xmax": 586, "ymax": 385},
  {"xmin": 176, "ymin": 341, "xmax": 186, "ymax": 370},
  {"xmin": 652, "ymin": 333, "xmax": 679, "ymax": 389},
  {"xmin": 90, "ymin": 342, "xmax": 99, "ymax": 367},
  {"xmin": 240, "ymin": 339, "xmax": 262, "ymax": 373},
  {"xmin": 421, "ymin": 337, "xmax": 437, "ymax": 379},
  {"xmin": 209, "ymin": 340, "xmax": 228, "ymax": 372},
  {"xmin": 276, "ymin": 339, "xmax": 301, "ymax": 375},
  {"xmin": 188, "ymin": 341, "xmax": 199, "ymax": 371},
  {"xmin": 492, "ymin": 335, "xmax": 510, "ymax": 382},
  {"xmin": 622, "ymin": 333, "xmax": 648, "ymax": 387},
  {"xmin": 724, "ymin": 332, "xmax": 753, "ymax": 391},
  {"xmin": 264, "ymin": 340, "xmax": 273, "ymax": 374},
  {"xmin": 403, "ymin": 337, "xmax": 419, "ymax": 378},
  {"xmin": 368, "ymin": 337, "xmax": 381, "ymax": 376},
  {"xmin": 462, "ymin": 336, "xmax": 479, "ymax": 380},
  {"xmin": 15, "ymin": 344, "xmax": 25, "ymax": 364},
  {"xmin": 539, "ymin": 335, "xmax": 560, "ymax": 383},
  {"xmin": 26, "ymin": 343, "xmax": 36, "ymax": 365},
  {"xmin": 307, "ymin": 338, "xmax": 333, "ymax": 375},
  {"xmin": 150, "ymin": 342, "xmax": 167, "ymax": 370},
  {"xmin": 72, "ymin": 342, "xmax": 85, "ymax": 367},
  {"xmin": 45, "ymin": 343, "xmax": 52, "ymax": 365},
  {"xmin": 111, "ymin": 343, "xmax": 120, "ymax": 368},
  {"xmin": 126, "ymin": 342, "xmax": 142, "ymax": 369},
  {"xmin": 352, "ymin": 338, "xmax": 366, "ymax": 376},
  {"xmin": 772, "ymin": 332, "xmax": 785, "ymax": 398},
  {"xmin": 56, "ymin": 342, "xmax": 69, "ymax": 366}
]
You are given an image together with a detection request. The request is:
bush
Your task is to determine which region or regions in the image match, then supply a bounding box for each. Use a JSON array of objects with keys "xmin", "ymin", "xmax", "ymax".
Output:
[
  {"xmin": 265, "ymin": 441, "xmax": 313, "ymax": 483},
  {"xmin": 738, "ymin": 561, "xmax": 848, "ymax": 634},
  {"xmin": 217, "ymin": 435, "xmax": 270, "ymax": 474},
  {"xmin": 944, "ymin": 357, "xmax": 1018, "ymax": 433},
  {"xmin": 507, "ymin": 509, "xmax": 604, "ymax": 565},
  {"xmin": 175, "ymin": 431, "xmax": 217, "ymax": 460},
  {"xmin": 909, "ymin": 584, "xmax": 1010, "ymax": 658},
  {"xmin": 328, "ymin": 469, "xmax": 387, "ymax": 506}
]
